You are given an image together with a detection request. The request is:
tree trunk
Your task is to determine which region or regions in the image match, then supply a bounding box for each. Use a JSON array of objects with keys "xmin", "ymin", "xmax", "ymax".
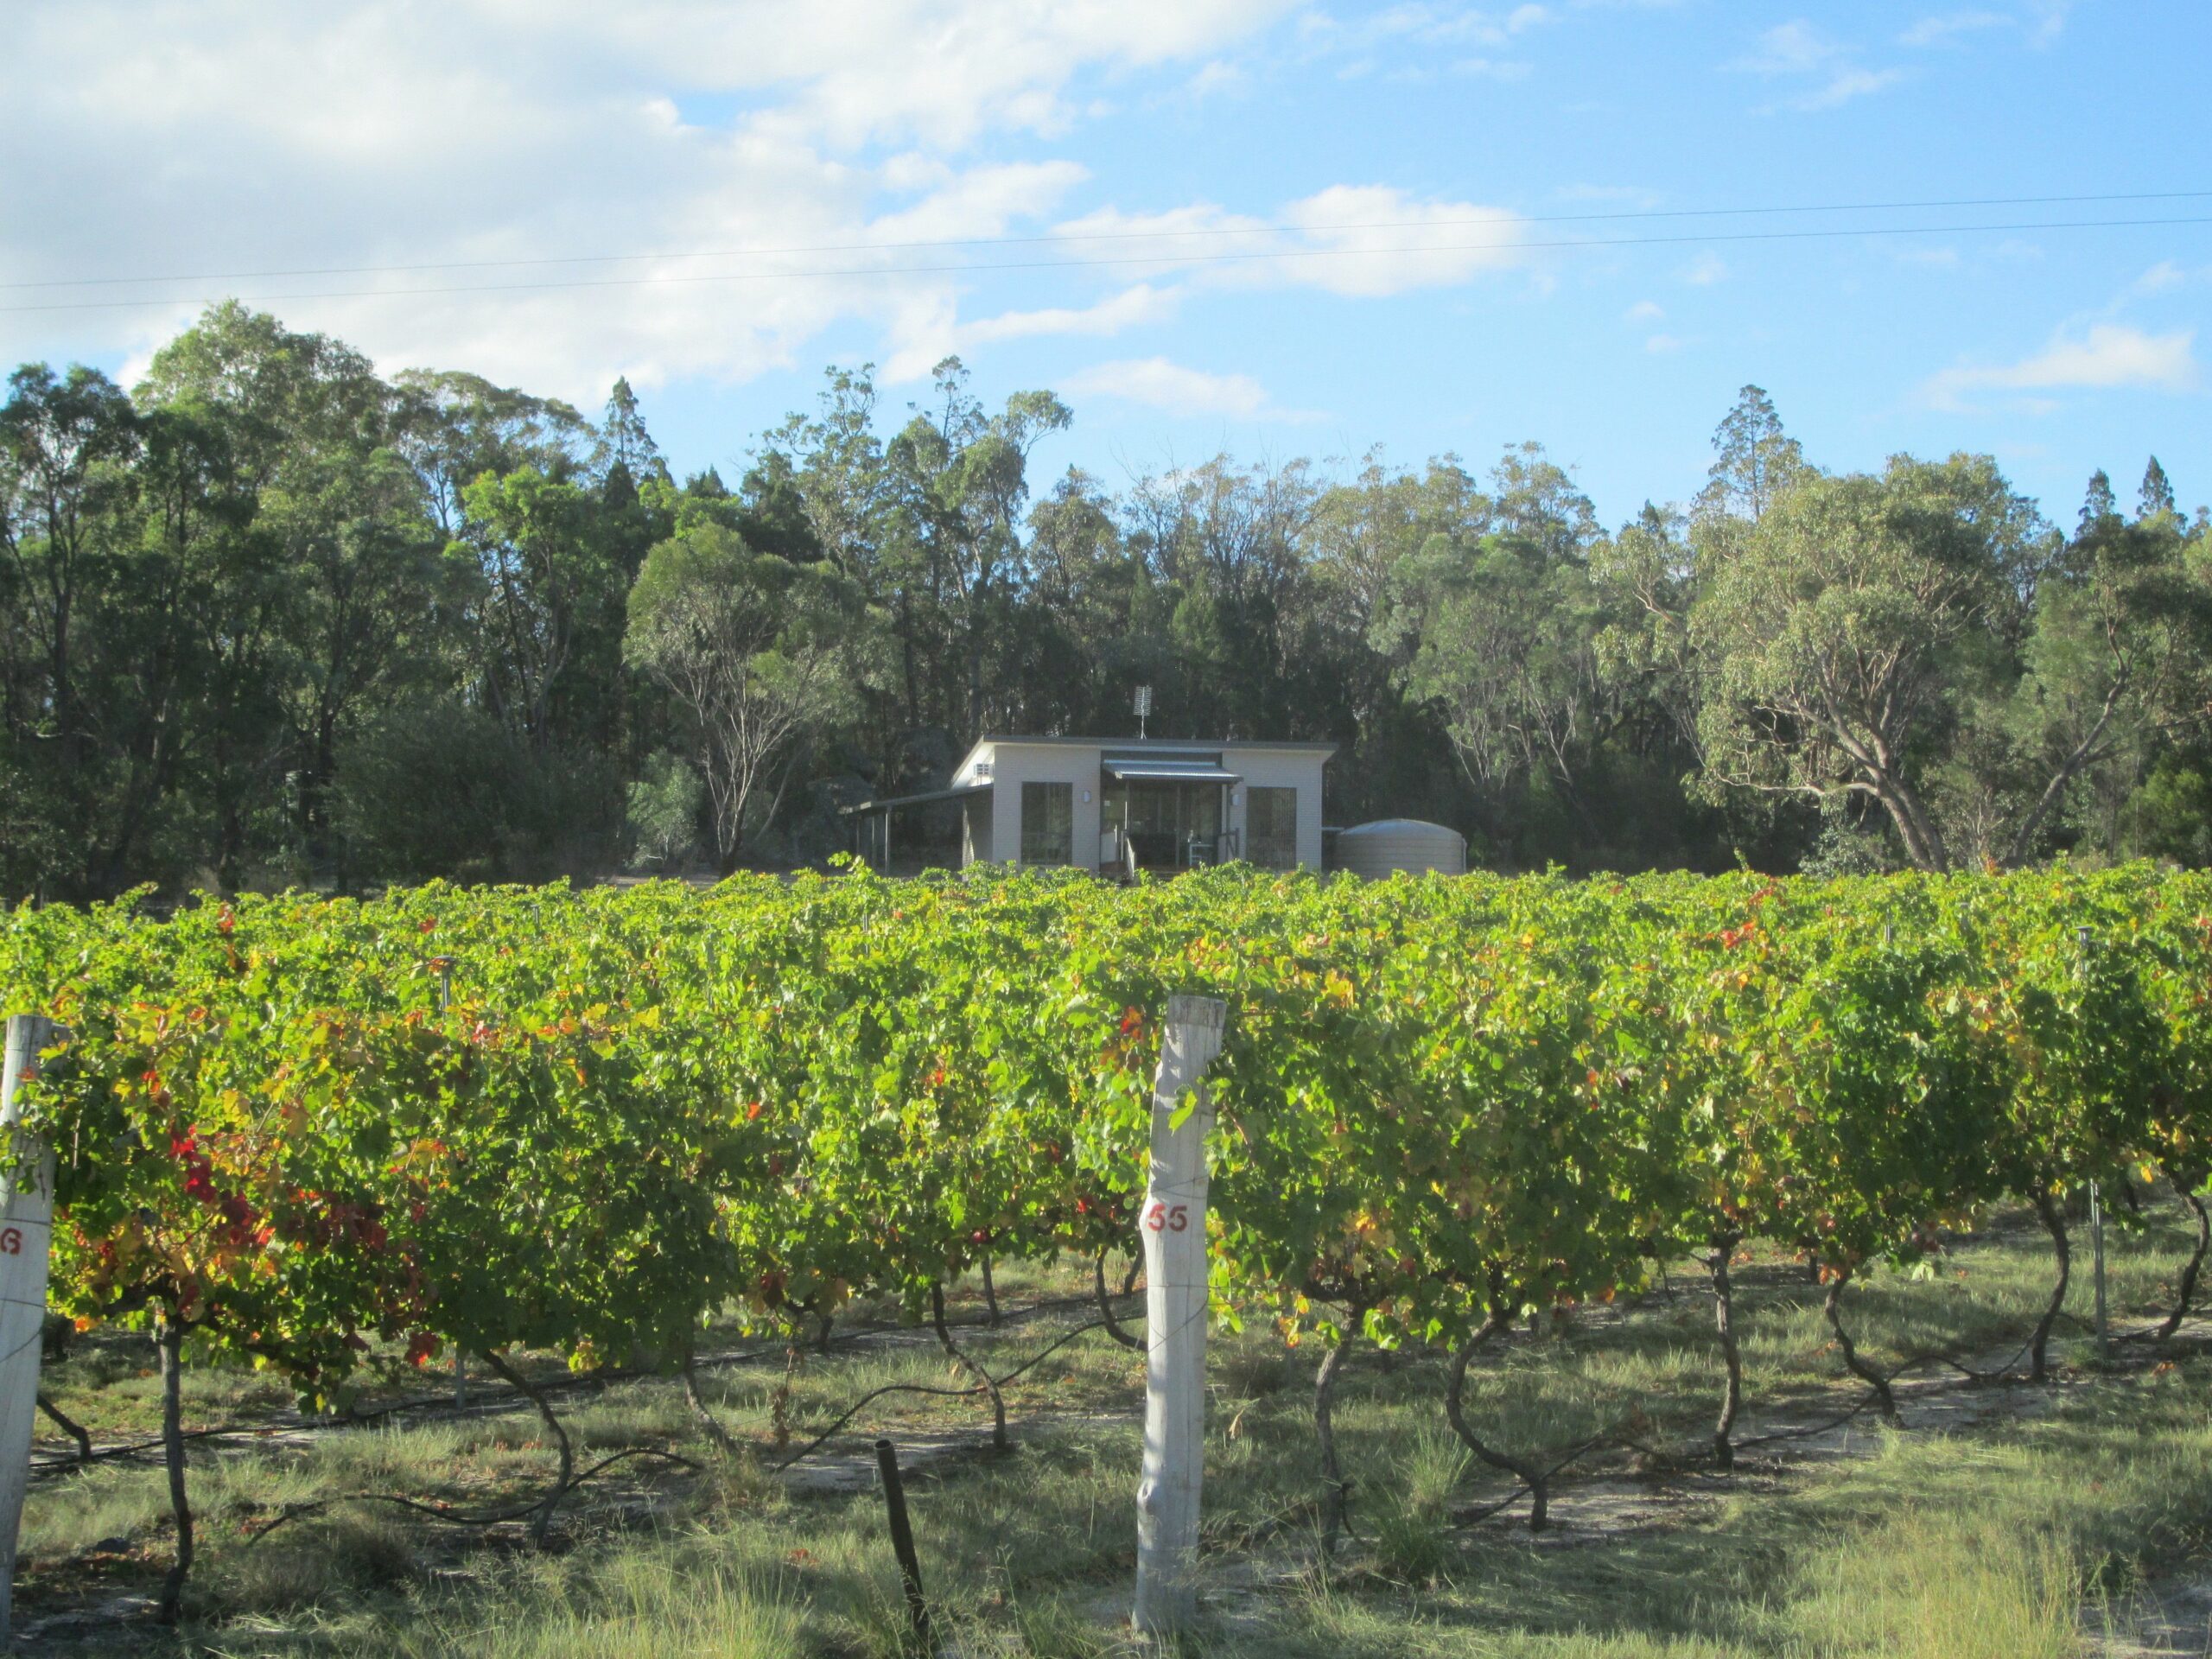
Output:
[
  {"xmin": 931, "ymin": 1283, "xmax": 1007, "ymax": 1450},
  {"xmin": 1314, "ymin": 1320, "xmax": 1362, "ymax": 1554},
  {"xmin": 1096, "ymin": 1251, "xmax": 1142, "ymax": 1351},
  {"xmin": 481, "ymin": 1350, "xmax": 575, "ymax": 1546},
  {"xmin": 1442, "ymin": 1336, "xmax": 1548, "ymax": 1530},
  {"xmin": 1121, "ymin": 1254, "xmax": 1142, "ymax": 1299},
  {"xmin": 1707, "ymin": 1237, "xmax": 1745, "ymax": 1471},
  {"xmin": 979, "ymin": 1253, "xmax": 1001, "ymax": 1326},
  {"xmin": 2030, "ymin": 1192, "xmax": 2071, "ymax": 1383},
  {"xmin": 1821, "ymin": 1264, "xmax": 1899, "ymax": 1425},
  {"xmin": 2159, "ymin": 1176, "xmax": 2210, "ymax": 1340},
  {"xmin": 156, "ymin": 1316, "xmax": 194, "ymax": 1625}
]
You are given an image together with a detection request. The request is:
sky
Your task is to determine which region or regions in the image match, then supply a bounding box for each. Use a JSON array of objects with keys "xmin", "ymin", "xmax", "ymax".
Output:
[{"xmin": 2, "ymin": 0, "xmax": 2207, "ymax": 528}]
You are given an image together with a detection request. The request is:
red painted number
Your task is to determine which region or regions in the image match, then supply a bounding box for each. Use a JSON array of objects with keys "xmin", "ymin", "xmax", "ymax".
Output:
[
  {"xmin": 1143, "ymin": 1202, "xmax": 1190, "ymax": 1233},
  {"xmin": 0, "ymin": 1226, "xmax": 20, "ymax": 1255}
]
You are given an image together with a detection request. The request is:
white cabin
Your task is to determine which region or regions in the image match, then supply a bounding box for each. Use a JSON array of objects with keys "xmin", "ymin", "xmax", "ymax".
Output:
[{"xmin": 845, "ymin": 735, "xmax": 1335, "ymax": 876}]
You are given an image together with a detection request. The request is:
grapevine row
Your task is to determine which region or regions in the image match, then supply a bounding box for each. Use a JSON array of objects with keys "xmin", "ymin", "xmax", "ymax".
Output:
[{"xmin": 4, "ymin": 863, "xmax": 2207, "ymax": 1565}]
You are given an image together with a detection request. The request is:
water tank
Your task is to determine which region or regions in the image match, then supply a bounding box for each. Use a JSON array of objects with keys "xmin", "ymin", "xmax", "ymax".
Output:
[{"xmin": 1333, "ymin": 818, "xmax": 1467, "ymax": 880}]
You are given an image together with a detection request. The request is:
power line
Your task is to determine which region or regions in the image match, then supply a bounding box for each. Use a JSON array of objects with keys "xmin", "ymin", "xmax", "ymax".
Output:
[
  {"xmin": 1, "ymin": 213, "xmax": 2205, "ymax": 316},
  {"xmin": 3, "ymin": 189, "xmax": 2207, "ymax": 294}
]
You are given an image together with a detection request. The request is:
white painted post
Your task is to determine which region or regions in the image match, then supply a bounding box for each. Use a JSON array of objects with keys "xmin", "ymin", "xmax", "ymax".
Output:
[
  {"xmin": 1133, "ymin": 994, "xmax": 1227, "ymax": 1637},
  {"xmin": 1, "ymin": 1015, "xmax": 60, "ymax": 1649}
]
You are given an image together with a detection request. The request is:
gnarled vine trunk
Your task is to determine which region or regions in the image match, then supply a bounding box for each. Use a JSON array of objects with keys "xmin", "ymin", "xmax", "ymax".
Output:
[
  {"xmin": 931, "ymin": 1282, "xmax": 1007, "ymax": 1449},
  {"xmin": 681, "ymin": 1350, "xmax": 741, "ymax": 1459},
  {"xmin": 2030, "ymin": 1192, "xmax": 2071, "ymax": 1382},
  {"xmin": 1313, "ymin": 1323, "xmax": 1361, "ymax": 1554},
  {"xmin": 156, "ymin": 1315, "xmax": 193, "ymax": 1625},
  {"xmin": 1096, "ymin": 1251, "xmax": 1142, "ymax": 1351},
  {"xmin": 1442, "ymin": 1329, "xmax": 1548, "ymax": 1530},
  {"xmin": 1821, "ymin": 1263, "xmax": 1899, "ymax": 1425},
  {"xmin": 1707, "ymin": 1234, "xmax": 1745, "ymax": 1471},
  {"xmin": 2158, "ymin": 1175, "xmax": 2209, "ymax": 1339},
  {"xmin": 481, "ymin": 1350, "xmax": 575, "ymax": 1545}
]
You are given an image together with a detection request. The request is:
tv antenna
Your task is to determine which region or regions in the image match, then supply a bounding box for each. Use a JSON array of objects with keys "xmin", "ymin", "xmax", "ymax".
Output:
[{"xmin": 1133, "ymin": 684, "xmax": 1153, "ymax": 740}]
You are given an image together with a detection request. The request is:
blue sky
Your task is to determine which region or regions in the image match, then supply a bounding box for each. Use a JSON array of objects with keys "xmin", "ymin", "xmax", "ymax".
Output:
[{"xmin": 2, "ymin": 0, "xmax": 2206, "ymax": 526}]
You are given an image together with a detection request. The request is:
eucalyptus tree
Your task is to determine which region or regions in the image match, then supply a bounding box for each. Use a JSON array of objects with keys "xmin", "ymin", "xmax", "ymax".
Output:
[
  {"xmin": 1688, "ymin": 454, "xmax": 2045, "ymax": 870},
  {"xmin": 884, "ymin": 358, "xmax": 1070, "ymax": 738},
  {"xmin": 624, "ymin": 521, "xmax": 863, "ymax": 868},
  {"xmin": 1996, "ymin": 493, "xmax": 2212, "ymax": 862},
  {"xmin": 0, "ymin": 364, "xmax": 142, "ymax": 885},
  {"xmin": 136, "ymin": 304, "xmax": 454, "ymax": 883},
  {"xmin": 1123, "ymin": 454, "xmax": 1321, "ymax": 741}
]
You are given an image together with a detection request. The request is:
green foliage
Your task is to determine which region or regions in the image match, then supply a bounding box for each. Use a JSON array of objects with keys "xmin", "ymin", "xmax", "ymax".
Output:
[
  {"xmin": 5, "ymin": 309, "xmax": 2209, "ymax": 904},
  {"xmin": 626, "ymin": 751, "xmax": 703, "ymax": 869},
  {"xmin": 3, "ymin": 863, "xmax": 2203, "ymax": 1418}
]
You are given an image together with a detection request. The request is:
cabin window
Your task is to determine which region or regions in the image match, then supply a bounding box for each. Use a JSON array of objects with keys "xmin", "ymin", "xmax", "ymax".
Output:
[
  {"xmin": 1020, "ymin": 781, "xmax": 1073, "ymax": 865},
  {"xmin": 1248, "ymin": 786, "xmax": 1298, "ymax": 869}
]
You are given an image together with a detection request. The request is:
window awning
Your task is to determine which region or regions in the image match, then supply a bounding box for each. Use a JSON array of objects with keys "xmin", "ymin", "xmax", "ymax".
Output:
[{"xmin": 1102, "ymin": 760, "xmax": 1243, "ymax": 784}]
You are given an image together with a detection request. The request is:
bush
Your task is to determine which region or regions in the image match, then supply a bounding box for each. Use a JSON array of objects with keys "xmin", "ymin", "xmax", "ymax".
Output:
[
  {"xmin": 626, "ymin": 751, "xmax": 703, "ymax": 870},
  {"xmin": 334, "ymin": 698, "xmax": 623, "ymax": 884}
]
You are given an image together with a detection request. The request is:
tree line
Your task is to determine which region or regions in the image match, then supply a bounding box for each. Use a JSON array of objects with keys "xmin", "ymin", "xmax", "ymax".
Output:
[{"xmin": 3, "ymin": 300, "xmax": 2206, "ymax": 900}]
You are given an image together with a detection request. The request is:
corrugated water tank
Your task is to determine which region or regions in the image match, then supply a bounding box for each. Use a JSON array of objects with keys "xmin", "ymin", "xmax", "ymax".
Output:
[{"xmin": 1333, "ymin": 818, "xmax": 1467, "ymax": 879}]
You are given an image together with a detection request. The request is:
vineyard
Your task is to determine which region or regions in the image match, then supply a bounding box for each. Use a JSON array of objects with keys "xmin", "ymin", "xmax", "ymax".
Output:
[{"xmin": 7, "ymin": 863, "xmax": 2212, "ymax": 1651}]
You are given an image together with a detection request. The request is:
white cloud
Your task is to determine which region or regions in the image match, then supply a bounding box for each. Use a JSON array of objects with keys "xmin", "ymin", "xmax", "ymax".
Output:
[
  {"xmin": 1644, "ymin": 333, "xmax": 1683, "ymax": 353},
  {"xmin": 1049, "ymin": 185, "xmax": 1533, "ymax": 299},
  {"xmin": 880, "ymin": 283, "xmax": 1182, "ymax": 382},
  {"xmin": 1923, "ymin": 324, "xmax": 2201, "ymax": 410},
  {"xmin": 1899, "ymin": 10, "xmax": 2008, "ymax": 48},
  {"xmin": 1900, "ymin": 5, "xmax": 2070, "ymax": 50},
  {"xmin": 1681, "ymin": 251, "xmax": 1727, "ymax": 286},
  {"xmin": 1626, "ymin": 299, "xmax": 1664, "ymax": 321},
  {"xmin": 1334, "ymin": 3, "xmax": 1553, "ymax": 48},
  {"xmin": 1060, "ymin": 356, "xmax": 1314, "ymax": 421},
  {"xmin": 1276, "ymin": 185, "xmax": 1529, "ymax": 296},
  {"xmin": 1796, "ymin": 65, "xmax": 1905, "ymax": 108},
  {"xmin": 2024, "ymin": 1, "xmax": 2071, "ymax": 46},
  {"xmin": 2129, "ymin": 261, "xmax": 2195, "ymax": 296},
  {"xmin": 1732, "ymin": 20, "xmax": 1906, "ymax": 111},
  {"xmin": 1183, "ymin": 59, "xmax": 1249, "ymax": 99},
  {"xmin": 0, "ymin": 0, "xmax": 1297, "ymax": 403}
]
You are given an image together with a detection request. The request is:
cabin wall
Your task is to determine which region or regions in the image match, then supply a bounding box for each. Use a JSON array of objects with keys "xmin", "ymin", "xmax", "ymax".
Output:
[
  {"xmin": 1225, "ymin": 748, "xmax": 1327, "ymax": 870},
  {"xmin": 962, "ymin": 796, "xmax": 994, "ymax": 866},
  {"xmin": 983, "ymin": 744, "xmax": 1103, "ymax": 871}
]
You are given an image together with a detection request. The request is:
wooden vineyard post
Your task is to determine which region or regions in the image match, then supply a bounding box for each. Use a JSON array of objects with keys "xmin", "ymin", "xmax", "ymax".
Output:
[
  {"xmin": 1, "ymin": 1015, "xmax": 59, "ymax": 1649},
  {"xmin": 434, "ymin": 958, "xmax": 467, "ymax": 1413},
  {"xmin": 2076, "ymin": 928, "xmax": 2111, "ymax": 1361},
  {"xmin": 1133, "ymin": 994, "xmax": 1228, "ymax": 1637}
]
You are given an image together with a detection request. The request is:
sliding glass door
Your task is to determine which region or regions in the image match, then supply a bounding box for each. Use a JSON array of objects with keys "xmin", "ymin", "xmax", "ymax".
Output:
[{"xmin": 1102, "ymin": 780, "xmax": 1224, "ymax": 869}]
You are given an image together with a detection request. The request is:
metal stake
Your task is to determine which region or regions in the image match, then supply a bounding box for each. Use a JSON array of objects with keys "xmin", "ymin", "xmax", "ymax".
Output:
[{"xmin": 2091, "ymin": 1179, "xmax": 2109, "ymax": 1361}]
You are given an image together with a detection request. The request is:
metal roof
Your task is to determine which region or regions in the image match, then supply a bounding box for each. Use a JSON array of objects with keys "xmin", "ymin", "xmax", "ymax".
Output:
[
  {"xmin": 952, "ymin": 733, "xmax": 1335, "ymax": 785},
  {"xmin": 837, "ymin": 783, "xmax": 989, "ymax": 817},
  {"xmin": 974, "ymin": 734, "xmax": 1336, "ymax": 752}
]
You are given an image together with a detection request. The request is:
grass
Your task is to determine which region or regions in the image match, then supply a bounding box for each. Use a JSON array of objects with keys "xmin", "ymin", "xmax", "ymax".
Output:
[{"xmin": 16, "ymin": 1200, "xmax": 2212, "ymax": 1656}]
